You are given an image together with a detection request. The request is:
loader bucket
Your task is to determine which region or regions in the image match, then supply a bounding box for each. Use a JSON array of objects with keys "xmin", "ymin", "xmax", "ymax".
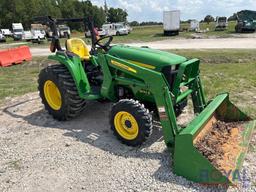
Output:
[{"xmin": 174, "ymin": 93, "xmax": 255, "ymax": 184}]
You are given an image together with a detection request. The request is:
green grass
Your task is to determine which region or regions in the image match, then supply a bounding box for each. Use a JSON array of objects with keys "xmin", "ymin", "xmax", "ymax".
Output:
[
  {"xmin": 170, "ymin": 49, "xmax": 256, "ymax": 118},
  {"xmin": 171, "ymin": 49, "xmax": 256, "ymax": 64},
  {"xmin": 0, "ymin": 21, "xmax": 242, "ymax": 48},
  {"xmin": 179, "ymin": 21, "xmax": 238, "ymax": 38},
  {"xmin": 0, "ymin": 57, "xmax": 50, "ymax": 104},
  {"xmin": 0, "ymin": 49, "xmax": 255, "ymax": 118},
  {"xmin": 88, "ymin": 21, "xmax": 238, "ymax": 44},
  {"xmin": 112, "ymin": 21, "xmax": 238, "ymax": 43}
]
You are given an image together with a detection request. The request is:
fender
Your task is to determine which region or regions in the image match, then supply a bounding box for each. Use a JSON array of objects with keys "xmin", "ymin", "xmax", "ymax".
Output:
[{"xmin": 48, "ymin": 52, "xmax": 90, "ymax": 97}]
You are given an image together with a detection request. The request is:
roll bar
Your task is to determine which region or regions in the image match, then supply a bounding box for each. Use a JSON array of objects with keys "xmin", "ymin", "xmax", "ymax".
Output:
[{"xmin": 34, "ymin": 16, "xmax": 97, "ymax": 52}]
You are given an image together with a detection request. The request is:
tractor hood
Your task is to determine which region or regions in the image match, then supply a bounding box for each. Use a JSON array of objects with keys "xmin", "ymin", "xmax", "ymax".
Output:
[{"xmin": 108, "ymin": 45, "xmax": 187, "ymax": 71}]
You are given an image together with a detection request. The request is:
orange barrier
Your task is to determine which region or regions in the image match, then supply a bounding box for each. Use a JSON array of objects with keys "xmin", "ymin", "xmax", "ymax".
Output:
[
  {"xmin": 0, "ymin": 49, "xmax": 13, "ymax": 67},
  {"xmin": 18, "ymin": 46, "xmax": 32, "ymax": 61},
  {"xmin": 0, "ymin": 46, "xmax": 32, "ymax": 67}
]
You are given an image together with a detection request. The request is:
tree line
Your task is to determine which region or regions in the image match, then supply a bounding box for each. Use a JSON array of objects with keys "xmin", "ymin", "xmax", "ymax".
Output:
[{"xmin": 0, "ymin": 0, "xmax": 128, "ymax": 30}]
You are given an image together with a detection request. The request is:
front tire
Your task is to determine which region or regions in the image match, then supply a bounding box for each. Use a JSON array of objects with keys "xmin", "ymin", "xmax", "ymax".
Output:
[
  {"xmin": 235, "ymin": 24, "xmax": 242, "ymax": 33},
  {"xmin": 38, "ymin": 64, "xmax": 86, "ymax": 121},
  {"xmin": 110, "ymin": 99, "xmax": 153, "ymax": 146}
]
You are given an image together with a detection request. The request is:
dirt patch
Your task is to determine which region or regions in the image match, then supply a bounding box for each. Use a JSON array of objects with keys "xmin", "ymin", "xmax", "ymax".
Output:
[{"xmin": 195, "ymin": 120, "xmax": 244, "ymax": 176}]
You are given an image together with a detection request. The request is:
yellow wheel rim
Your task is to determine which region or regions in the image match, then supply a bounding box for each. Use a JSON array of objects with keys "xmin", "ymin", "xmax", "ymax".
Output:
[
  {"xmin": 114, "ymin": 111, "xmax": 139, "ymax": 140},
  {"xmin": 43, "ymin": 80, "xmax": 62, "ymax": 110}
]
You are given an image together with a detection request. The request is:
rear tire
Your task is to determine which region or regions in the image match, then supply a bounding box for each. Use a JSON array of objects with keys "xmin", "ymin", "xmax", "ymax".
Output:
[
  {"xmin": 38, "ymin": 64, "xmax": 86, "ymax": 121},
  {"xmin": 110, "ymin": 99, "xmax": 153, "ymax": 146}
]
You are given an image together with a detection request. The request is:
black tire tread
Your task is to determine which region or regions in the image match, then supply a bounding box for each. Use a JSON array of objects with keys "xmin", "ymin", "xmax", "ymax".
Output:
[
  {"xmin": 110, "ymin": 99, "xmax": 153, "ymax": 146},
  {"xmin": 38, "ymin": 64, "xmax": 86, "ymax": 121}
]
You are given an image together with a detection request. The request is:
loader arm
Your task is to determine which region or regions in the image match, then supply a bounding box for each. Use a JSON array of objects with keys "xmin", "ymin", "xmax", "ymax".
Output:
[
  {"xmin": 98, "ymin": 53, "xmax": 207, "ymax": 147},
  {"xmin": 99, "ymin": 53, "xmax": 255, "ymax": 184}
]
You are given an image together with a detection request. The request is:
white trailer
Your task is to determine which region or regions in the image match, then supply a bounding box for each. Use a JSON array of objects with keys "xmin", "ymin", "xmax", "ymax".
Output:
[{"xmin": 163, "ymin": 10, "xmax": 180, "ymax": 36}]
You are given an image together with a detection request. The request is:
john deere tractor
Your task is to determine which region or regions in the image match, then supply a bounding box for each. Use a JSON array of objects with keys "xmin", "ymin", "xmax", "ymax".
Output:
[{"xmin": 37, "ymin": 16, "xmax": 255, "ymax": 184}]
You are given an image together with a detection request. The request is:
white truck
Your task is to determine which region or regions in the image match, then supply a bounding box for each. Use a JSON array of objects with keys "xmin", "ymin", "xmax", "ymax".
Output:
[
  {"xmin": 163, "ymin": 10, "xmax": 180, "ymax": 36},
  {"xmin": 116, "ymin": 22, "xmax": 132, "ymax": 33},
  {"xmin": 102, "ymin": 23, "xmax": 129, "ymax": 36},
  {"xmin": 85, "ymin": 28, "xmax": 107, "ymax": 38},
  {"xmin": 215, "ymin": 17, "xmax": 228, "ymax": 31},
  {"xmin": 57, "ymin": 25, "xmax": 71, "ymax": 38},
  {"xmin": 24, "ymin": 30, "xmax": 45, "ymax": 43},
  {"xmin": 114, "ymin": 23, "xmax": 129, "ymax": 35},
  {"xmin": 24, "ymin": 31, "xmax": 33, "ymax": 41},
  {"xmin": 23, "ymin": 24, "xmax": 46, "ymax": 43},
  {"xmin": 12, "ymin": 23, "xmax": 24, "ymax": 41},
  {"xmin": 32, "ymin": 29, "xmax": 45, "ymax": 40},
  {"xmin": 0, "ymin": 31, "xmax": 6, "ymax": 42},
  {"xmin": 86, "ymin": 23, "xmax": 129, "ymax": 38},
  {"xmin": 190, "ymin": 20, "xmax": 200, "ymax": 31},
  {"xmin": 0, "ymin": 29, "xmax": 12, "ymax": 37},
  {"xmin": 31, "ymin": 24, "xmax": 46, "ymax": 43},
  {"xmin": 102, "ymin": 24, "xmax": 116, "ymax": 36}
]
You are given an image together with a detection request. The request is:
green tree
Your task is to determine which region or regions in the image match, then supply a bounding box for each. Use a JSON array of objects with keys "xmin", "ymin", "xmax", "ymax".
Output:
[
  {"xmin": 0, "ymin": 0, "xmax": 126, "ymax": 31},
  {"xmin": 37, "ymin": 0, "xmax": 62, "ymax": 18},
  {"xmin": 228, "ymin": 13, "xmax": 238, "ymax": 21},
  {"xmin": 130, "ymin": 21, "xmax": 139, "ymax": 26},
  {"xmin": 107, "ymin": 8, "xmax": 128, "ymax": 23},
  {"xmin": 92, "ymin": 6, "xmax": 106, "ymax": 27},
  {"xmin": 204, "ymin": 15, "xmax": 214, "ymax": 24},
  {"xmin": 0, "ymin": 0, "xmax": 16, "ymax": 28}
]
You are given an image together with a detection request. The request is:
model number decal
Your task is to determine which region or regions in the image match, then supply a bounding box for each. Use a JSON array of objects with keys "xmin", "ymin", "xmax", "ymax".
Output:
[
  {"xmin": 158, "ymin": 106, "xmax": 168, "ymax": 120},
  {"xmin": 158, "ymin": 107, "xmax": 165, "ymax": 113}
]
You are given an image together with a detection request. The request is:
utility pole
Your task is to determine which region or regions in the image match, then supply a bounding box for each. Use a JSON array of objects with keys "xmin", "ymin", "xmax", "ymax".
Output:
[{"xmin": 104, "ymin": 0, "xmax": 108, "ymax": 22}]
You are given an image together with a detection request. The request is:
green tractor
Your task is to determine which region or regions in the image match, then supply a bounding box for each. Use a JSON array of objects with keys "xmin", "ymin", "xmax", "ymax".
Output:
[
  {"xmin": 235, "ymin": 10, "xmax": 256, "ymax": 33},
  {"xmin": 37, "ymin": 17, "xmax": 255, "ymax": 184}
]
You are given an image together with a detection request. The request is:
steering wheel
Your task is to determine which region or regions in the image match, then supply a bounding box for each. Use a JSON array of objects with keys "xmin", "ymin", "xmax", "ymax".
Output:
[{"xmin": 94, "ymin": 35, "xmax": 113, "ymax": 51}]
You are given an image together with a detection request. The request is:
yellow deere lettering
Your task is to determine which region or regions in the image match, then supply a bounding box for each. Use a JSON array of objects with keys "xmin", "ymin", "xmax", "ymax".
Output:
[
  {"xmin": 127, "ymin": 60, "xmax": 156, "ymax": 70},
  {"xmin": 111, "ymin": 60, "xmax": 137, "ymax": 73}
]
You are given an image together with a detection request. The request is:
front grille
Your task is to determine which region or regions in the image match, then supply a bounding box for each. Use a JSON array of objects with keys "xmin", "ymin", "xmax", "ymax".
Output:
[{"xmin": 162, "ymin": 65, "xmax": 179, "ymax": 91}]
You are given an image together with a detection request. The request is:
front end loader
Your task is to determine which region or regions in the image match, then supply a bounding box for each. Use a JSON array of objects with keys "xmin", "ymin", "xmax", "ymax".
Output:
[{"xmin": 36, "ymin": 16, "xmax": 255, "ymax": 184}]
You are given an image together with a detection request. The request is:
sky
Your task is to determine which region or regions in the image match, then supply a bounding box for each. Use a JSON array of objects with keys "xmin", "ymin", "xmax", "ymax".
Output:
[{"xmin": 90, "ymin": 0, "xmax": 256, "ymax": 22}]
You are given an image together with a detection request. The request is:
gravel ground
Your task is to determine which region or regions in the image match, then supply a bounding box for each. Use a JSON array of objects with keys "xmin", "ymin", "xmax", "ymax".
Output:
[
  {"xmin": 130, "ymin": 38, "xmax": 256, "ymax": 50},
  {"xmin": 0, "ymin": 92, "xmax": 255, "ymax": 192}
]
